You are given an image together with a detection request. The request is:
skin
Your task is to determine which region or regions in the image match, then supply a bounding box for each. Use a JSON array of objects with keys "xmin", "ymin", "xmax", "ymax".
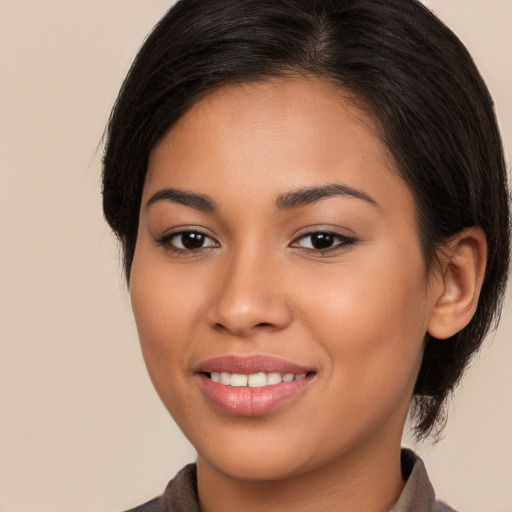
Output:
[{"xmin": 130, "ymin": 78, "xmax": 486, "ymax": 512}]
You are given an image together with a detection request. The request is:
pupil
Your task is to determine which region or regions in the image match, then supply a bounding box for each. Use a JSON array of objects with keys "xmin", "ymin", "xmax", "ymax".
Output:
[
  {"xmin": 311, "ymin": 233, "xmax": 334, "ymax": 249},
  {"xmin": 182, "ymin": 232, "xmax": 205, "ymax": 249}
]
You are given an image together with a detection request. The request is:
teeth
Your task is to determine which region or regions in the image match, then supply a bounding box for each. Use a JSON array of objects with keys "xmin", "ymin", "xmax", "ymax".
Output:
[
  {"xmin": 248, "ymin": 372, "xmax": 267, "ymax": 387},
  {"xmin": 230, "ymin": 374, "xmax": 248, "ymax": 387},
  {"xmin": 207, "ymin": 371, "xmax": 309, "ymax": 387},
  {"xmin": 266, "ymin": 372, "xmax": 282, "ymax": 385}
]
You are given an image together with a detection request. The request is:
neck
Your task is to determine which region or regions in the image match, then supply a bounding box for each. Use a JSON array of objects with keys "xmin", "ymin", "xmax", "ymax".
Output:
[{"xmin": 196, "ymin": 439, "xmax": 405, "ymax": 512}]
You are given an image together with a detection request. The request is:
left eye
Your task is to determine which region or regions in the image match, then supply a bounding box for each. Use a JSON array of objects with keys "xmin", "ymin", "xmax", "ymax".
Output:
[
  {"xmin": 159, "ymin": 231, "xmax": 218, "ymax": 250},
  {"xmin": 292, "ymin": 232, "xmax": 354, "ymax": 251}
]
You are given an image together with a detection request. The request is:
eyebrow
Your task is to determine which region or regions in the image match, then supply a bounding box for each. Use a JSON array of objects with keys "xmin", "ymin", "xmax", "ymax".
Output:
[
  {"xmin": 275, "ymin": 183, "xmax": 379, "ymax": 210},
  {"xmin": 146, "ymin": 188, "xmax": 218, "ymax": 212},
  {"xmin": 145, "ymin": 182, "xmax": 378, "ymax": 213}
]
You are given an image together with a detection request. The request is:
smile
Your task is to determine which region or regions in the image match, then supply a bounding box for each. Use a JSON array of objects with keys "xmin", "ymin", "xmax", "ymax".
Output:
[{"xmin": 196, "ymin": 355, "xmax": 316, "ymax": 416}]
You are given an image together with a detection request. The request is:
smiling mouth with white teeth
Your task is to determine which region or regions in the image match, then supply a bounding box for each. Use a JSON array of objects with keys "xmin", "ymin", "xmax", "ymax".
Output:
[
  {"xmin": 206, "ymin": 371, "xmax": 309, "ymax": 388},
  {"xmin": 197, "ymin": 356, "xmax": 316, "ymax": 415}
]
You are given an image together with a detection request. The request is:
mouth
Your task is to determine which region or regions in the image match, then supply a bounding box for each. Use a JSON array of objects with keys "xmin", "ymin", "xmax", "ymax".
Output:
[{"xmin": 196, "ymin": 355, "xmax": 316, "ymax": 416}]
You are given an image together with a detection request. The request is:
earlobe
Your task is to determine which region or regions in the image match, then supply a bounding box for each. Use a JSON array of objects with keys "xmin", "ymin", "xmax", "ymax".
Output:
[{"xmin": 427, "ymin": 227, "xmax": 487, "ymax": 340}]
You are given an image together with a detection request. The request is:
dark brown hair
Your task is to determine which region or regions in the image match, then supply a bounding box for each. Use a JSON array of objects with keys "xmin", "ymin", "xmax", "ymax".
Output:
[{"xmin": 102, "ymin": 0, "xmax": 510, "ymax": 438}]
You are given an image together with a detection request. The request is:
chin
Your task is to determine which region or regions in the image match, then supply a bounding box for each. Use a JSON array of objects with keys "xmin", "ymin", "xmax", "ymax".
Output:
[
  {"xmin": 187, "ymin": 420, "xmax": 313, "ymax": 482},
  {"xmin": 199, "ymin": 448, "xmax": 311, "ymax": 482}
]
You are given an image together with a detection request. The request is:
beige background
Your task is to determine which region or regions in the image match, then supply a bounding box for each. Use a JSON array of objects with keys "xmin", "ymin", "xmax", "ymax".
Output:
[{"xmin": 0, "ymin": 1, "xmax": 510, "ymax": 511}]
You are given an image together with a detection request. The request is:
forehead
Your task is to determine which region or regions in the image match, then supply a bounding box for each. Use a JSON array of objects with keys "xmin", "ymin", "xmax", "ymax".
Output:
[{"xmin": 146, "ymin": 77, "xmax": 411, "ymax": 216}]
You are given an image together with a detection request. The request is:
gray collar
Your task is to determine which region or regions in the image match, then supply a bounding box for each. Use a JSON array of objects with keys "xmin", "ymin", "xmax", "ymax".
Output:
[{"xmin": 389, "ymin": 449, "xmax": 457, "ymax": 512}]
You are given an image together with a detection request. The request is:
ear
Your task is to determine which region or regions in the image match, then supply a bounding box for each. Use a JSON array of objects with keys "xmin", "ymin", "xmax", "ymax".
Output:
[{"xmin": 427, "ymin": 227, "xmax": 487, "ymax": 340}]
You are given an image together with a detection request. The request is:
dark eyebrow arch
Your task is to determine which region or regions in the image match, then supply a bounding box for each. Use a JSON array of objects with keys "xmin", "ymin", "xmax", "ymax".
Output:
[
  {"xmin": 145, "ymin": 187, "xmax": 218, "ymax": 212},
  {"xmin": 276, "ymin": 183, "xmax": 379, "ymax": 210}
]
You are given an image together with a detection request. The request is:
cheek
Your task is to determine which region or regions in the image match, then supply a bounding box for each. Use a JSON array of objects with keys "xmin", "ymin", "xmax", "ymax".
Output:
[
  {"xmin": 131, "ymin": 235, "xmax": 205, "ymax": 331},
  {"xmin": 296, "ymin": 244, "xmax": 430, "ymax": 390},
  {"xmin": 130, "ymin": 268, "xmax": 206, "ymax": 436},
  {"xmin": 290, "ymin": 259, "xmax": 429, "ymax": 448},
  {"xmin": 129, "ymin": 244, "xmax": 203, "ymax": 391}
]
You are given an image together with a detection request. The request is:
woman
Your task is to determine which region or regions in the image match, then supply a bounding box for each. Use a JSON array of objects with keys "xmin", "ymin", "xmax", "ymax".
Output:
[{"xmin": 102, "ymin": 0, "xmax": 510, "ymax": 510}]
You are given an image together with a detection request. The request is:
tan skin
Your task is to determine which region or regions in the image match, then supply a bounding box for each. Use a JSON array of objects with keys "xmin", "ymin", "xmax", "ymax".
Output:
[{"xmin": 130, "ymin": 78, "xmax": 487, "ymax": 512}]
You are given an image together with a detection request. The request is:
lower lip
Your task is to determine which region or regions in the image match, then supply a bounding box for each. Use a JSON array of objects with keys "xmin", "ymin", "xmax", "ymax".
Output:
[{"xmin": 198, "ymin": 374, "xmax": 314, "ymax": 416}]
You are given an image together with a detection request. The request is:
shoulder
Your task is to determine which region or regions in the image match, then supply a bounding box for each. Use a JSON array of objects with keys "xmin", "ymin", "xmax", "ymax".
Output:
[
  {"xmin": 122, "ymin": 496, "xmax": 166, "ymax": 512},
  {"xmin": 436, "ymin": 502, "xmax": 458, "ymax": 512},
  {"xmin": 120, "ymin": 463, "xmax": 199, "ymax": 512},
  {"xmin": 391, "ymin": 449, "xmax": 459, "ymax": 512}
]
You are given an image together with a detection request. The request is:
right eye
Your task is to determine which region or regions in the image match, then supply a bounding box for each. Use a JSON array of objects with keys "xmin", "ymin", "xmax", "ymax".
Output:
[{"xmin": 156, "ymin": 230, "xmax": 219, "ymax": 252}]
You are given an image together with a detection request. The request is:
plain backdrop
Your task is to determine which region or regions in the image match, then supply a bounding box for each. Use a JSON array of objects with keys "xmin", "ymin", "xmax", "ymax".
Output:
[{"xmin": 0, "ymin": 1, "xmax": 510, "ymax": 511}]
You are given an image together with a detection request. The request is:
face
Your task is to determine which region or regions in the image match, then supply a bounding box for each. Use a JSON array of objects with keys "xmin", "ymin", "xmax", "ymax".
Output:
[{"xmin": 131, "ymin": 78, "xmax": 437, "ymax": 482}]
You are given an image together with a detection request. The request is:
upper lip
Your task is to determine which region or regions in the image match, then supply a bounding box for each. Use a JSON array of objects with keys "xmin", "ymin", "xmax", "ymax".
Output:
[{"xmin": 195, "ymin": 354, "xmax": 314, "ymax": 375}]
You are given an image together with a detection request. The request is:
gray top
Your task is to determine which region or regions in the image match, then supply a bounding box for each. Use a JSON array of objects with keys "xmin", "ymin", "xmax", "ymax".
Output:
[
  {"xmin": 390, "ymin": 449, "xmax": 456, "ymax": 512},
  {"xmin": 124, "ymin": 449, "xmax": 457, "ymax": 512}
]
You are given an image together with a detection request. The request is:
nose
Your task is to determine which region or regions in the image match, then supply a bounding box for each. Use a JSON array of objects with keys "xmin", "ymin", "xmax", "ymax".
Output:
[{"xmin": 206, "ymin": 247, "xmax": 293, "ymax": 337}]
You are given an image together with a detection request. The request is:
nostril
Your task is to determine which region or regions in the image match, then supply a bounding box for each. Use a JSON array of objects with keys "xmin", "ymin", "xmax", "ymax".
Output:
[{"xmin": 213, "ymin": 320, "xmax": 278, "ymax": 336}]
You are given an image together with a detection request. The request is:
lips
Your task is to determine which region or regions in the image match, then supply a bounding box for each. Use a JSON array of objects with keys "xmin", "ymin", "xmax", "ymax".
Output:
[{"xmin": 195, "ymin": 355, "xmax": 316, "ymax": 416}]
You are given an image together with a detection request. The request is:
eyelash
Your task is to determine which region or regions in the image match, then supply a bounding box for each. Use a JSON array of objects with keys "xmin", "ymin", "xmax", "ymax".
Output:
[
  {"xmin": 155, "ymin": 229, "xmax": 356, "ymax": 255},
  {"xmin": 291, "ymin": 231, "xmax": 357, "ymax": 252},
  {"xmin": 155, "ymin": 229, "xmax": 219, "ymax": 254}
]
